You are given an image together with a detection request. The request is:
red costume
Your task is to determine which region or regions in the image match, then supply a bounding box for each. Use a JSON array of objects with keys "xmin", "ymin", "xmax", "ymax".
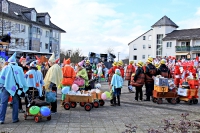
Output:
[{"xmin": 174, "ymin": 65, "xmax": 181, "ymax": 87}]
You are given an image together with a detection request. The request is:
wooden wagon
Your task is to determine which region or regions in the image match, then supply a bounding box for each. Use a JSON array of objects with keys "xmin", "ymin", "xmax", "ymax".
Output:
[{"xmin": 152, "ymin": 85, "xmax": 178, "ymax": 104}]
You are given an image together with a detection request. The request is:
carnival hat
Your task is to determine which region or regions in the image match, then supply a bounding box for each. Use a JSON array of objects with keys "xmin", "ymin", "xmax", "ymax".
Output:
[
  {"xmin": 78, "ymin": 60, "xmax": 84, "ymax": 67},
  {"xmin": 118, "ymin": 60, "xmax": 123, "ymax": 66},
  {"xmin": 65, "ymin": 58, "xmax": 71, "ymax": 65},
  {"xmin": 146, "ymin": 57, "xmax": 153, "ymax": 63},
  {"xmin": 86, "ymin": 60, "xmax": 90, "ymax": 64},
  {"xmin": 160, "ymin": 59, "xmax": 166, "ymax": 64},
  {"xmin": 63, "ymin": 58, "xmax": 66, "ymax": 64},
  {"xmin": 137, "ymin": 60, "xmax": 143, "ymax": 67},
  {"xmin": 112, "ymin": 62, "xmax": 117, "ymax": 66},
  {"xmin": 19, "ymin": 56, "xmax": 26, "ymax": 63},
  {"xmin": 55, "ymin": 58, "xmax": 60, "ymax": 64},
  {"xmin": 30, "ymin": 61, "xmax": 37, "ymax": 67},
  {"xmin": 129, "ymin": 60, "xmax": 134, "ymax": 64},
  {"xmin": 8, "ymin": 52, "xmax": 16, "ymax": 63},
  {"xmin": 115, "ymin": 69, "xmax": 121, "ymax": 75},
  {"xmin": 49, "ymin": 53, "xmax": 56, "ymax": 63}
]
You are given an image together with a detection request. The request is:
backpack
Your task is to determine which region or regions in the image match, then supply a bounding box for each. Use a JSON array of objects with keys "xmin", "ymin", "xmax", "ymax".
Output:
[{"xmin": 147, "ymin": 65, "xmax": 157, "ymax": 76}]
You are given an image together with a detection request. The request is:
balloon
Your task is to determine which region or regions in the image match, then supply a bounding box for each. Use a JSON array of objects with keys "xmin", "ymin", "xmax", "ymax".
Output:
[
  {"xmin": 104, "ymin": 91, "xmax": 111, "ymax": 98},
  {"xmin": 101, "ymin": 93, "xmax": 107, "ymax": 100},
  {"xmin": 29, "ymin": 106, "xmax": 40, "ymax": 115},
  {"xmin": 62, "ymin": 86, "xmax": 70, "ymax": 94},
  {"xmin": 40, "ymin": 106, "xmax": 51, "ymax": 117},
  {"xmin": 72, "ymin": 84, "xmax": 79, "ymax": 91}
]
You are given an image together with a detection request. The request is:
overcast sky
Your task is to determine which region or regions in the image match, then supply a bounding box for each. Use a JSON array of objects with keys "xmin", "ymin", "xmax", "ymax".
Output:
[{"xmin": 9, "ymin": 0, "xmax": 200, "ymax": 60}]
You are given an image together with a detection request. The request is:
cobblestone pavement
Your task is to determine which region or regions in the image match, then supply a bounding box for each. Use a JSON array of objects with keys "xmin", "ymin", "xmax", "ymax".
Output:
[{"xmin": 0, "ymin": 81, "xmax": 200, "ymax": 133}]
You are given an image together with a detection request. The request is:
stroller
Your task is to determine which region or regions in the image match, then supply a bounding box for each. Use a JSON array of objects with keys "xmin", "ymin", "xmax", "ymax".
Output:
[{"xmin": 24, "ymin": 87, "xmax": 51, "ymax": 123}]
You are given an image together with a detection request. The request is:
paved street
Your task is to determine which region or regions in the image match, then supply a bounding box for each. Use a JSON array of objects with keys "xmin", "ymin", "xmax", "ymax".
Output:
[{"xmin": 0, "ymin": 80, "xmax": 200, "ymax": 133}]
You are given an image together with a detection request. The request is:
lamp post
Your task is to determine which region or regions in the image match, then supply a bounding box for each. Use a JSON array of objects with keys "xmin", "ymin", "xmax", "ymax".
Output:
[
  {"xmin": 118, "ymin": 52, "xmax": 120, "ymax": 61},
  {"xmin": 68, "ymin": 50, "xmax": 72, "ymax": 57}
]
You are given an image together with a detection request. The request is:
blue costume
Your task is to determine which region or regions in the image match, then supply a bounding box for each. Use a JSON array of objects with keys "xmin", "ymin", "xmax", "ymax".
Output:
[{"xmin": 0, "ymin": 52, "xmax": 28, "ymax": 124}]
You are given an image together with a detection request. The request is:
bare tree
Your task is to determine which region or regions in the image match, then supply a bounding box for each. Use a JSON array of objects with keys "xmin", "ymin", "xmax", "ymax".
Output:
[{"xmin": 105, "ymin": 47, "xmax": 114, "ymax": 54}]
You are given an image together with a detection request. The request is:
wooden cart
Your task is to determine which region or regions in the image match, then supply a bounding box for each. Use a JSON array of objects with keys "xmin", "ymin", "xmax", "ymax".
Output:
[
  {"xmin": 152, "ymin": 85, "xmax": 178, "ymax": 104},
  {"xmin": 90, "ymin": 91, "xmax": 105, "ymax": 107},
  {"xmin": 177, "ymin": 89, "xmax": 198, "ymax": 105},
  {"xmin": 24, "ymin": 106, "xmax": 51, "ymax": 123},
  {"xmin": 64, "ymin": 94, "xmax": 95, "ymax": 111}
]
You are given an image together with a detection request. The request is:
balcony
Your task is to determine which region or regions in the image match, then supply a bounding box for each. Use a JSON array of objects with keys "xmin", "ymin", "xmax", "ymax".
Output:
[
  {"xmin": 176, "ymin": 46, "xmax": 200, "ymax": 52},
  {"xmin": 175, "ymin": 46, "xmax": 190, "ymax": 52}
]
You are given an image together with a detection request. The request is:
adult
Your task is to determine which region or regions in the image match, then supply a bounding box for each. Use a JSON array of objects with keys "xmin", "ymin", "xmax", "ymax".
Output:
[
  {"xmin": 108, "ymin": 62, "xmax": 118, "ymax": 85},
  {"xmin": 0, "ymin": 52, "xmax": 28, "ymax": 124},
  {"xmin": 25, "ymin": 61, "xmax": 44, "ymax": 107},
  {"xmin": 132, "ymin": 61, "xmax": 145, "ymax": 101},
  {"xmin": 125, "ymin": 61, "xmax": 135, "ymax": 92},
  {"xmin": 85, "ymin": 60, "xmax": 93, "ymax": 80},
  {"xmin": 61, "ymin": 58, "xmax": 76, "ymax": 106},
  {"xmin": 76, "ymin": 60, "xmax": 89, "ymax": 91},
  {"xmin": 97, "ymin": 63, "xmax": 103, "ymax": 83},
  {"xmin": 144, "ymin": 57, "xmax": 157, "ymax": 101},
  {"xmin": 118, "ymin": 60, "xmax": 124, "ymax": 79},
  {"xmin": 44, "ymin": 53, "xmax": 63, "ymax": 114},
  {"xmin": 157, "ymin": 59, "xmax": 171, "ymax": 78}
]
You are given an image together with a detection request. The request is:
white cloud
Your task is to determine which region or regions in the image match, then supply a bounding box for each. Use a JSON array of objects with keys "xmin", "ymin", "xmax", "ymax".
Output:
[
  {"xmin": 9, "ymin": 0, "xmax": 146, "ymax": 60},
  {"xmin": 195, "ymin": 7, "xmax": 200, "ymax": 16}
]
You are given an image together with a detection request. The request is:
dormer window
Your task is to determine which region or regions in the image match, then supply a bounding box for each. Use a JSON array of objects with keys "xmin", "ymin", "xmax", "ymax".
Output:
[
  {"xmin": 2, "ymin": 0, "xmax": 8, "ymax": 13},
  {"xmin": 45, "ymin": 15, "xmax": 49, "ymax": 25},
  {"xmin": 31, "ymin": 10, "xmax": 36, "ymax": 21}
]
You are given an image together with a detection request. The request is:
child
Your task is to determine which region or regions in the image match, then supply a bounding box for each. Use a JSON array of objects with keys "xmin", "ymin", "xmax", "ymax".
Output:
[{"xmin": 110, "ymin": 69, "xmax": 123, "ymax": 106}]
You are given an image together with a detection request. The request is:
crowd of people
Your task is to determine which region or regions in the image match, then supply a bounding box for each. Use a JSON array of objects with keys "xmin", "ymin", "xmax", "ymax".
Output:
[{"xmin": 0, "ymin": 51, "xmax": 199, "ymax": 124}]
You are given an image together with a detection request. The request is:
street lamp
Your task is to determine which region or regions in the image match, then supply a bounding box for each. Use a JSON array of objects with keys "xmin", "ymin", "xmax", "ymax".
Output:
[
  {"xmin": 68, "ymin": 50, "xmax": 72, "ymax": 57},
  {"xmin": 118, "ymin": 52, "xmax": 120, "ymax": 61}
]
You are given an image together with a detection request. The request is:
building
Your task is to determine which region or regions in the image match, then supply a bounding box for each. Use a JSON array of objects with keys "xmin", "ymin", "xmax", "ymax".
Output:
[
  {"xmin": 0, "ymin": 0, "xmax": 65, "ymax": 58},
  {"xmin": 128, "ymin": 15, "xmax": 200, "ymax": 62}
]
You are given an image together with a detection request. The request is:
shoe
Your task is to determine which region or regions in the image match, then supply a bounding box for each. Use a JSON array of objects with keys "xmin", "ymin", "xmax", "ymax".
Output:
[
  {"xmin": 0, "ymin": 121, "xmax": 4, "ymax": 124},
  {"xmin": 144, "ymin": 99, "xmax": 150, "ymax": 101},
  {"xmin": 110, "ymin": 104, "xmax": 116, "ymax": 107},
  {"xmin": 13, "ymin": 120, "xmax": 19, "ymax": 123},
  {"xmin": 51, "ymin": 111, "xmax": 56, "ymax": 114},
  {"xmin": 19, "ymin": 109, "xmax": 25, "ymax": 113},
  {"xmin": 9, "ymin": 104, "xmax": 13, "ymax": 109},
  {"xmin": 118, "ymin": 104, "xmax": 120, "ymax": 106}
]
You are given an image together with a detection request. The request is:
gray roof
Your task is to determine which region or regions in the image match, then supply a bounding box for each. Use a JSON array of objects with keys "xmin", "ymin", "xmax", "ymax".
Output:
[
  {"xmin": 37, "ymin": 12, "xmax": 51, "ymax": 18},
  {"xmin": 0, "ymin": 0, "xmax": 65, "ymax": 32},
  {"xmin": 152, "ymin": 15, "xmax": 178, "ymax": 28},
  {"xmin": 163, "ymin": 28, "xmax": 200, "ymax": 41}
]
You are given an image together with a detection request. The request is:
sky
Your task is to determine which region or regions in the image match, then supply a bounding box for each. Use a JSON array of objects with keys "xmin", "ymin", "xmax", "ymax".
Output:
[{"xmin": 9, "ymin": 0, "xmax": 200, "ymax": 60}]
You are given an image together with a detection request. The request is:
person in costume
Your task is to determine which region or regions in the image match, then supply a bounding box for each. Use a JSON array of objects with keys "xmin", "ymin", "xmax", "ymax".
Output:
[
  {"xmin": 157, "ymin": 59, "xmax": 171, "ymax": 78},
  {"xmin": 85, "ymin": 60, "xmax": 93, "ymax": 80},
  {"xmin": 125, "ymin": 60, "xmax": 135, "ymax": 93},
  {"xmin": 110, "ymin": 69, "xmax": 123, "ymax": 106},
  {"xmin": 133, "ymin": 61, "xmax": 145, "ymax": 101},
  {"xmin": 97, "ymin": 63, "xmax": 103, "ymax": 83},
  {"xmin": 118, "ymin": 60, "xmax": 124, "ymax": 79},
  {"xmin": 61, "ymin": 58, "xmax": 76, "ymax": 106},
  {"xmin": 0, "ymin": 52, "xmax": 28, "ymax": 124},
  {"xmin": 35, "ymin": 55, "xmax": 42, "ymax": 71},
  {"xmin": 44, "ymin": 53, "xmax": 63, "ymax": 114},
  {"xmin": 25, "ymin": 61, "xmax": 44, "ymax": 107},
  {"xmin": 144, "ymin": 57, "xmax": 157, "ymax": 101},
  {"xmin": 108, "ymin": 62, "xmax": 118, "ymax": 85},
  {"xmin": 76, "ymin": 60, "xmax": 89, "ymax": 91}
]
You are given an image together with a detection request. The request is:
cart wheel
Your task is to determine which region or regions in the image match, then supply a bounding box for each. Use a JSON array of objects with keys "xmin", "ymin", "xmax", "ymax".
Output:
[
  {"xmin": 176, "ymin": 98, "xmax": 180, "ymax": 104},
  {"xmin": 166, "ymin": 98, "xmax": 172, "ymax": 103},
  {"xmin": 157, "ymin": 98, "xmax": 163, "ymax": 104},
  {"xmin": 93, "ymin": 101, "xmax": 100, "ymax": 108},
  {"xmin": 80, "ymin": 102, "xmax": 85, "ymax": 107},
  {"xmin": 170, "ymin": 98, "xmax": 176, "ymax": 104},
  {"xmin": 24, "ymin": 114, "xmax": 27, "ymax": 120},
  {"xmin": 34, "ymin": 116, "xmax": 39, "ymax": 123},
  {"xmin": 84, "ymin": 103, "xmax": 92, "ymax": 111},
  {"xmin": 70, "ymin": 102, "xmax": 77, "ymax": 108},
  {"xmin": 152, "ymin": 98, "xmax": 157, "ymax": 103},
  {"xmin": 47, "ymin": 115, "xmax": 51, "ymax": 121},
  {"xmin": 99, "ymin": 100, "xmax": 105, "ymax": 106},
  {"xmin": 64, "ymin": 102, "xmax": 71, "ymax": 110},
  {"xmin": 193, "ymin": 99, "xmax": 198, "ymax": 104},
  {"xmin": 188, "ymin": 100, "xmax": 193, "ymax": 105}
]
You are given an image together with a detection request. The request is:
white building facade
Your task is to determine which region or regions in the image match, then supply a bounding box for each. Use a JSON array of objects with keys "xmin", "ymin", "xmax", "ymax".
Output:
[{"xmin": 0, "ymin": 0, "xmax": 65, "ymax": 58}]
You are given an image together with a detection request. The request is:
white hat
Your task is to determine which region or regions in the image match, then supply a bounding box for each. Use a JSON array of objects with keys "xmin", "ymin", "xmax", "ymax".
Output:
[{"xmin": 49, "ymin": 53, "xmax": 56, "ymax": 63}]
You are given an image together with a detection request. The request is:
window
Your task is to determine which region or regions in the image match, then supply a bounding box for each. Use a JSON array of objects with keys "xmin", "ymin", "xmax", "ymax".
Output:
[
  {"xmin": 15, "ymin": 23, "xmax": 20, "ymax": 31},
  {"xmin": 148, "ymin": 44, "xmax": 151, "ymax": 49},
  {"xmin": 148, "ymin": 35, "xmax": 152, "ymax": 40},
  {"xmin": 133, "ymin": 55, "xmax": 137, "ymax": 60},
  {"xmin": 143, "ymin": 36, "xmax": 146, "ymax": 40},
  {"xmin": 45, "ymin": 15, "xmax": 49, "ymax": 25},
  {"xmin": 167, "ymin": 42, "xmax": 172, "ymax": 48},
  {"xmin": 181, "ymin": 42, "xmax": 186, "ymax": 46},
  {"xmin": 46, "ymin": 31, "xmax": 49, "ymax": 37},
  {"xmin": 45, "ymin": 43, "xmax": 48, "ymax": 49},
  {"xmin": 2, "ymin": 0, "xmax": 8, "ymax": 13},
  {"xmin": 21, "ymin": 25, "xmax": 25, "ymax": 32},
  {"xmin": 133, "ymin": 45, "xmax": 137, "ymax": 50},
  {"xmin": 40, "ymin": 42, "xmax": 42, "ymax": 48},
  {"xmin": 31, "ymin": 10, "xmax": 36, "ymax": 21},
  {"xmin": 142, "ymin": 55, "xmax": 145, "ymax": 59},
  {"xmin": 143, "ymin": 44, "xmax": 146, "ymax": 49},
  {"xmin": 157, "ymin": 34, "xmax": 163, "ymax": 44}
]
